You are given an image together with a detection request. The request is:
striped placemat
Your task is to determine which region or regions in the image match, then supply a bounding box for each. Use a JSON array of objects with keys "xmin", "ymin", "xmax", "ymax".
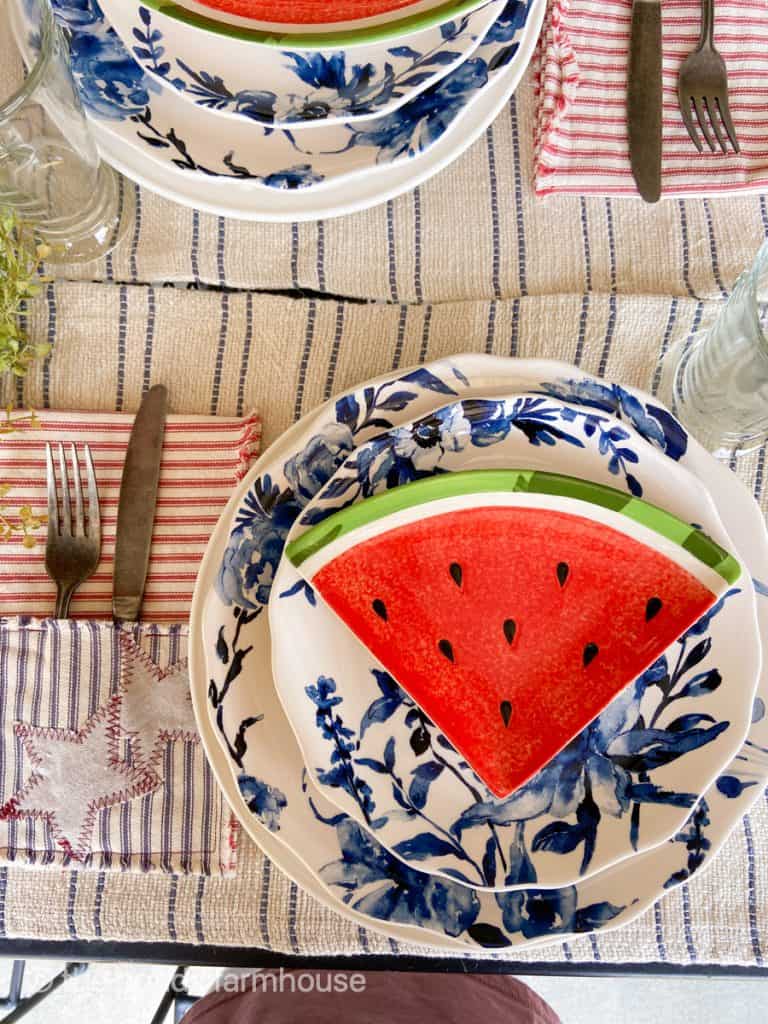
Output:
[
  {"xmin": 534, "ymin": 0, "xmax": 768, "ymax": 197},
  {"xmin": 0, "ymin": 410, "xmax": 260, "ymax": 621}
]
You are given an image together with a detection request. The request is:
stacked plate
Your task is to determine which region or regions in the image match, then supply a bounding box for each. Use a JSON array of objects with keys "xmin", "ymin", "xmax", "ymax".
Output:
[
  {"xmin": 33, "ymin": 0, "xmax": 545, "ymax": 220},
  {"xmin": 190, "ymin": 355, "xmax": 768, "ymax": 952}
]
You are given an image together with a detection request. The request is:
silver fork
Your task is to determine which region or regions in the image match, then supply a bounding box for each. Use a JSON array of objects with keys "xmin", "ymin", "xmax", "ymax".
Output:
[
  {"xmin": 45, "ymin": 443, "xmax": 101, "ymax": 618},
  {"xmin": 678, "ymin": 0, "xmax": 739, "ymax": 154}
]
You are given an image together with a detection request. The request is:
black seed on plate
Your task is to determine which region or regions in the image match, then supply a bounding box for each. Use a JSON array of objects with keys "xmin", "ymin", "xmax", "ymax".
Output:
[
  {"xmin": 503, "ymin": 618, "xmax": 517, "ymax": 645},
  {"xmin": 583, "ymin": 642, "xmax": 599, "ymax": 667},
  {"xmin": 372, "ymin": 599, "xmax": 388, "ymax": 622},
  {"xmin": 556, "ymin": 561, "xmax": 570, "ymax": 587},
  {"xmin": 645, "ymin": 596, "xmax": 663, "ymax": 622},
  {"xmin": 500, "ymin": 700, "xmax": 513, "ymax": 728},
  {"xmin": 449, "ymin": 562, "xmax": 463, "ymax": 588},
  {"xmin": 438, "ymin": 639, "xmax": 455, "ymax": 663}
]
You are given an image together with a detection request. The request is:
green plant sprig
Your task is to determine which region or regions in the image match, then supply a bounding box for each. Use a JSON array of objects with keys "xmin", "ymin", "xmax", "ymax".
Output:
[{"xmin": 0, "ymin": 207, "xmax": 52, "ymax": 377}]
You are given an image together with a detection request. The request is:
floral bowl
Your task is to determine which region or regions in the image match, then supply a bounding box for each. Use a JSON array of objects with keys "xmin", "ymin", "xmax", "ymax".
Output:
[
  {"xmin": 100, "ymin": 0, "xmax": 503, "ymax": 127},
  {"xmin": 125, "ymin": 0, "xmax": 492, "ymax": 44}
]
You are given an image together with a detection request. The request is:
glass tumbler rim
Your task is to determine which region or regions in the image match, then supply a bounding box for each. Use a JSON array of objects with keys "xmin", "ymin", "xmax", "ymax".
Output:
[{"xmin": 0, "ymin": 0, "xmax": 57, "ymax": 122}]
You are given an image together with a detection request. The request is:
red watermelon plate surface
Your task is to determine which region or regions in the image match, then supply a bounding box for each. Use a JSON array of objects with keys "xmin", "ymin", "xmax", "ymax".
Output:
[
  {"xmin": 190, "ymin": 0, "xmax": 449, "ymax": 24},
  {"xmin": 286, "ymin": 469, "xmax": 740, "ymax": 798}
]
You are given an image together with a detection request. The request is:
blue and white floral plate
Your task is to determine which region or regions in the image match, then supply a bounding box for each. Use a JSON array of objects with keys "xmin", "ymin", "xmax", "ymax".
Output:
[
  {"xmin": 48, "ymin": 0, "xmax": 539, "ymax": 194},
  {"xmin": 189, "ymin": 356, "xmax": 768, "ymax": 951},
  {"xmin": 269, "ymin": 393, "xmax": 756, "ymax": 892},
  {"xmin": 102, "ymin": 1, "xmax": 503, "ymax": 127}
]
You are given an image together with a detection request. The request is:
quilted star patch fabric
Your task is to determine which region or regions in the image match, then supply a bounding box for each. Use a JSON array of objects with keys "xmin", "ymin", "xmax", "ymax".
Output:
[{"xmin": 0, "ymin": 619, "xmax": 237, "ymax": 876}]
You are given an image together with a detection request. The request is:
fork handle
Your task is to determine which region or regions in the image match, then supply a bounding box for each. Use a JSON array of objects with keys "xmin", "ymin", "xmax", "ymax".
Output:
[
  {"xmin": 55, "ymin": 585, "xmax": 75, "ymax": 619},
  {"xmin": 699, "ymin": 0, "xmax": 714, "ymax": 48}
]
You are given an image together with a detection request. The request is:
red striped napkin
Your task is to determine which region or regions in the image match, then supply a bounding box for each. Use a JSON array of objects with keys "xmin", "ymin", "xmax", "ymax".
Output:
[
  {"xmin": 0, "ymin": 409, "xmax": 261, "ymax": 621},
  {"xmin": 534, "ymin": 0, "xmax": 768, "ymax": 197}
]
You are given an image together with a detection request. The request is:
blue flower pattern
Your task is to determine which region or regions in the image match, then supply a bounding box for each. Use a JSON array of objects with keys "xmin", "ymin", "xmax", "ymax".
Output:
[
  {"xmin": 51, "ymin": 0, "xmax": 531, "ymax": 186},
  {"xmin": 207, "ymin": 364, "xmax": 755, "ymax": 948},
  {"xmin": 130, "ymin": 5, "xmax": 488, "ymax": 126}
]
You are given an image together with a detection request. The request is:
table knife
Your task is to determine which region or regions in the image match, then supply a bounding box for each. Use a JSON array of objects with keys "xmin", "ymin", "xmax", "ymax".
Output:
[
  {"xmin": 627, "ymin": 0, "xmax": 662, "ymax": 203},
  {"xmin": 113, "ymin": 385, "xmax": 168, "ymax": 621}
]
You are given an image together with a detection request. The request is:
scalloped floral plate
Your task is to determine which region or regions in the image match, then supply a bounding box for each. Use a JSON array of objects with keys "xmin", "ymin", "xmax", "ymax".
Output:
[
  {"xmin": 45, "ymin": 0, "xmax": 541, "ymax": 195},
  {"xmin": 190, "ymin": 356, "xmax": 768, "ymax": 952},
  {"xmin": 102, "ymin": 0, "xmax": 503, "ymax": 127},
  {"xmin": 269, "ymin": 393, "xmax": 755, "ymax": 892}
]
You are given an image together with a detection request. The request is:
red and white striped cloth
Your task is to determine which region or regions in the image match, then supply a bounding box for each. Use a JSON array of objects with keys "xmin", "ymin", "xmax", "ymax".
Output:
[
  {"xmin": 0, "ymin": 409, "xmax": 261, "ymax": 621},
  {"xmin": 534, "ymin": 0, "xmax": 768, "ymax": 197}
]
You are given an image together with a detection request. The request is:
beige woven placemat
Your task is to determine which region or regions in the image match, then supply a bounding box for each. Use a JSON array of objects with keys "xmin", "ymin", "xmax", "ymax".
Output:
[{"xmin": 2, "ymin": 283, "xmax": 766, "ymax": 963}]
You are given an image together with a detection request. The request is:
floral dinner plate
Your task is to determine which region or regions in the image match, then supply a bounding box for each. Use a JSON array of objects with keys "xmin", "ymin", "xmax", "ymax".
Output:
[
  {"xmin": 269, "ymin": 393, "xmax": 755, "ymax": 891},
  {"xmin": 190, "ymin": 356, "xmax": 768, "ymax": 951}
]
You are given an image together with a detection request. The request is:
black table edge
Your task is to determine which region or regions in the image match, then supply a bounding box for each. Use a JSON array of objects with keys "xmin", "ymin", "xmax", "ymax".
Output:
[{"xmin": 0, "ymin": 939, "xmax": 766, "ymax": 977}]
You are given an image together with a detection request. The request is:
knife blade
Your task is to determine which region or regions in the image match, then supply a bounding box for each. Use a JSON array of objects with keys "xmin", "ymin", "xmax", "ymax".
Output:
[
  {"xmin": 113, "ymin": 385, "xmax": 168, "ymax": 621},
  {"xmin": 627, "ymin": 0, "xmax": 662, "ymax": 203}
]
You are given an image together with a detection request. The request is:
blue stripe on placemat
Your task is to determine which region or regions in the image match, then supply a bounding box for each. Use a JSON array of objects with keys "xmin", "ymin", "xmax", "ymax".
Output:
[
  {"xmin": 681, "ymin": 883, "xmax": 698, "ymax": 962},
  {"xmin": 236, "ymin": 292, "xmax": 254, "ymax": 418},
  {"xmin": 259, "ymin": 856, "xmax": 272, "ymax": 947},
  {"xmin": 293, "ymin": 299, "xmax": 317, "ymax": 422},
  {"xmin": 485, "ymin": 300, "xmax": 497, "ymax": 354},
  {"xmin": 291, "ymin": 224, "xmax": 300, "ymax": 291},
  {"xmin": 168, "ymin": 875, "xmax": 178, "ymax": 941},
  {"xmin": 742, "ymin": 814, "xmax": 764, "ymax": 965},
  {"xmin": 391, "ymin": 306, "xmax": 408, "ymax": 370},
  {"xmin": 42, "ymin": 281, "xmax": 57, "ymax": 409},
  {"xmin": 129, "ymin": 184, "xmax": 142, "ymax": 284},
  {"xmin": 200, "ymin": 738, "xmax": 213, "ymax": 877},
  {"xmin": 191, "ymin": 210, "xmax": 201, "ymax": 282},
  {"xmin": 93, "ymin": 870, "xmax": 105, "ymax": 937},
  {"xmin": 161, "ymin": 742, "xmax": 174, "ymax": 872},
  {"xmin": 754, "ymin": 445, "xmax": 766, "ymax": 501},
  {"xmin": 287, "ymin": 881, "xmax": 300, "ymax": 953},
  {"xmin": 357, "ymin": 926, "xmax": 370, "ymax": 952},
  {"xmin": 181, "ymin": 740, "xmax": 195, "ymax": 873},
  {"xmin": 0, "ymin": 867, "xmax": 8, "ymax": 937},
  {"xmin": 597, "ymin": 199, "xmax": 617, "ymax": 379},
  {"xmin": 210, "ymin": 293, "xmax": 230, "ymax": 416},
  {"xmin": 761, "ymin": 197, "xmax": 768, "ymax": 237},
  {"xmin": 654, "ymin": 902, "xmax": 668, "ymax": 960},
  {"xmin": 574, "ymin": 198, "xmax": 592, "ymax": 367},
  {"xmin": 216, "ymin": 218, "xmax": 226, "ymax": 287},
  {"xmin": 509, "ymin": 297, "xmax": 520, "ymax": 356},
  {"xmin": 413, "ymin": 188, "xmax": 423, "ymax": 304},
  {"xmin": 589, "ymin": 933, "xmax": 602, "ymax": 961},
  {"xmin": 509, "ymin": 93, "xmax": 527, "ymax": 297},
  {"xmin": 323, "ymin": 303, "xmax": 345, "ymax": 401},
  {"xmin": 485, "ymin": 125, "xmax": 501, "ymax": 300},
  {"xmin": 651, "ymin": 297, "xmax": 679, "ymax": 395},
  {"xmin": 561, "ymin": 941, "xmax": 573, "ymax": 960},
  {"xmin": 418, "ymin": 304, "xmax": 433, "ymax": 363},
  {"xmin": 195, "ymin": 876, "xmax": 206, "ymax": 944},
  {"xmin": 678, "ymin": 200, "xmax": 699, "ymax": 301},
  {"xmin": 115, "ymin": 284, "xmax": 128, "ymax": 412},
  {"xmin": 67, "ymin": 619, "xmax": 81, "ymax": 732},
  {"xmin": 317, "ymin": 220, "xmax": 326, "ymax": 293},
  {"xmin": 66, "ymin": 871, "xmax": 78, "ymax": 939},
  {"xmin": 703, "ymin": 199, "xmax": 727, "ymax": 298},
  {"xmin": 143, "ymin": 287, "xmax": 156, "ymax": 393},
  {"xmin": 386, "ymin": 201, "xmax": 398, "ymax": 302}
]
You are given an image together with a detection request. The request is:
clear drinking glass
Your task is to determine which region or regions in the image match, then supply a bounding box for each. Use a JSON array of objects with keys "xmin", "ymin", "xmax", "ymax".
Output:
[
  {"xmin": 0, "ymin": 0, "xmax": 134, "ymax": 262},
  {"xmin": 659, "ymin": 240, "xmax": 768, "ymax": 459}
]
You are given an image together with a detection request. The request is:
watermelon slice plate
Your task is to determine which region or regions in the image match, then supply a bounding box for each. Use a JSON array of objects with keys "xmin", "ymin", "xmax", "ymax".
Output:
[{"xmin": 287, "ymin": 469, "xmax": 739, "ymax": 800}]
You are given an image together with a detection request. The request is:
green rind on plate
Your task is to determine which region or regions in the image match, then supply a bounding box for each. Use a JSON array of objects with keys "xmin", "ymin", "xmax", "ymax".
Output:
[
  {"xmin": 145, "ymin": 0, "xmax": 488, "ymax": 47},
  {"xmin": 285, "ymin": 468, "xmax": 741, "ymax": 584}
]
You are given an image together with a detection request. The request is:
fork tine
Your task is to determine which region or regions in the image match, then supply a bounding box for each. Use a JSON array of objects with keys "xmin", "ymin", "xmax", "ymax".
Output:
[
  {"xmin": 57, "ymin": 443, "xmax": 71, "ymax": 536},
  {"xmin": 679, "ymin": 94, "xmax": 703, "ymax": 153},
  {"xmin": 84, "ymin": 445, "xmax": 100, "ymax": 546},
  {"xmin": 704, "ymin": 96, "xmax": 727, "ymax": 154},
  {"xmin": 693, "ymin": 97, "xmax": 717, "ymax": 153},
  {"xmin": 716, "ymin": 94, "xmax": 740, "ymax": 154},
  {"xmin": 45, "ymin": 443, "xmax": 58, "ymax": 537},
  {"xmin": 70, "ymin": 444, "xmax": 85, "ymax": 537}
]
